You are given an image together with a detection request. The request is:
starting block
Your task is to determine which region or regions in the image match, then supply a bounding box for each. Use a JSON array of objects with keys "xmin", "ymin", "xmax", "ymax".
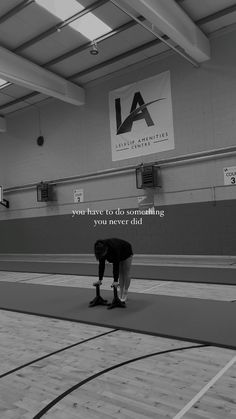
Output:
[
  {"xmin": 89, "ymin": 284, "xmax": 108, "ymax": 307},
  {"xmin": 107, "ymin": 285, "xmax": 126, "ymax": 310},
  {"xmin": 89, "ymin": 283, "xmax": 126, "ymax": 309}
]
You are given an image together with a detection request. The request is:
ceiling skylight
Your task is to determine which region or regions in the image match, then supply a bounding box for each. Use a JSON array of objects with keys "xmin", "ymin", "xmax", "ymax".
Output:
[
  {"xmin": 36, "ymin": 0, "xmax": 84, "ymax": 21},
  {"xmin": 0, "ymin": 78, "xmax": 9, "ymax": 89},
  {"xmin": 36, "ymin": 0, "xmax": 112, "ymax": 40},
  {"xmin": 70, "ymin": 13, "xmax": 111, "ymax": 40}
]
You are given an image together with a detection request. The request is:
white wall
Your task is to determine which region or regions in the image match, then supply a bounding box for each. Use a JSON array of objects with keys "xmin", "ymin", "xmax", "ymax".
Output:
[{"xmin": 1, "ymin": 27, "xmax": 236, "ymax": 220}]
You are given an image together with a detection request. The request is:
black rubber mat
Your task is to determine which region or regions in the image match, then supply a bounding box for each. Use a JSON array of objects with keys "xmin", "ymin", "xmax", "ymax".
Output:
[{"xmin": 0, "ymin": 281, "xmax": 235, "ymax": 349}]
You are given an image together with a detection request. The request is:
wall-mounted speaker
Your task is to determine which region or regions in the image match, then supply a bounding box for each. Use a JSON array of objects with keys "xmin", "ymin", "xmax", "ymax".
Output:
[
  {"xmin": 136, "ymin": 164, "xmax": 160, "ymax": 189},
  {"xmin": 37, "ymin": 136, "xmax": 44, "ymax": 146},
  {"xmin": 37, "ymin": 182, "xmax": 53, "ymax": 202}
]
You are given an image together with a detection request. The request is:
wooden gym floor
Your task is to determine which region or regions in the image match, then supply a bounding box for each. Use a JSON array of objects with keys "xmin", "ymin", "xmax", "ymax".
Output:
[{"xmin": 0, "ymin": 271, "xmax": 235, "ymax": 419}]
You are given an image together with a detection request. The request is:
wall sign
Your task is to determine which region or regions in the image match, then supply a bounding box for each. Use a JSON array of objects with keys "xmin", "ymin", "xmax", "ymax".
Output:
[
  {"xmin": 223, "ymin": 166, "xmax": 236, "ymax": 185},
  {"xmin": 109, "ymin": 71, "xmax": 175, "ymax": 161},
  {"xmin": 138, "ymin": 189, "xmax": 154, "ymax": 210},
  {"xmin": 74, "ymin": 189, "xmax": 84, "ymax": 203}
]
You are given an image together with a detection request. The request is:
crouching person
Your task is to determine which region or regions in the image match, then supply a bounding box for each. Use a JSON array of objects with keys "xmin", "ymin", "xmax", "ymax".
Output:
[{"xmin": 93, "ymin": 238, "xmax": 133, "ymax": 302}]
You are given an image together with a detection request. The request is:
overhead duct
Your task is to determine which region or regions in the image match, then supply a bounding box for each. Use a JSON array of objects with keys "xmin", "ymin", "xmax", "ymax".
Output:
[
  {"xmin": 112, "ymin": 0, "xmax": 210, "ymax": 63},
  {"xmin": 0, "ymin": 46, "xmax": 85, "ymax": 106}
]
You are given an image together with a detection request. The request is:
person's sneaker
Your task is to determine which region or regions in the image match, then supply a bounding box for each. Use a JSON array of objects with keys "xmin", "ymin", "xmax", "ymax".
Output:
[{"xmin": 121, "ymin": 290, "xmax": 128, "ymax": 302}]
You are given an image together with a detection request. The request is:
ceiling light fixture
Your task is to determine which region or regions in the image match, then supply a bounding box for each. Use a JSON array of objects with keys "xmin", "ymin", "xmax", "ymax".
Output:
[{"xmin": 90, "ymin": 41, "xmax": 99, "ymax": 55}]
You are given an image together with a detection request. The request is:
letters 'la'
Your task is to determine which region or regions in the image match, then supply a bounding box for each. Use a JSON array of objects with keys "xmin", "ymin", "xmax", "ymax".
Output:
[{"xmin": 115, "ymin": 91, "xmax": 155, "ymax": 135}]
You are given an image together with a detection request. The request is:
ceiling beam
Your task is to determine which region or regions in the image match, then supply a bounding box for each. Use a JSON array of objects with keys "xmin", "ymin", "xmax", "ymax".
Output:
[
  {"xmin": 14, "ymin": 0, "xmax": 109, "ymax": 53},
  {"xmin": 44, "ymin": 17, "xmax": 145, "ymax": 68},
  {"xmin": 69, "ymin": 38, "xmax": 165, "ymax": 80},
  {"xmin": 0, "ymin": 45, "xmax": 85, "ymax": 106},
  {"xmin": 115, "ymin": 0, "xmax": 210, "ymax": 62},
  {"xmin": 0, "ymin": 0, "xmax": 34, "ymax": 24},
  {"xmin": 0, "ymin": 1, "xmax": 233, "ymax": 111},
  {"xmin": 196, "ymin": 3, "xmax": 236, "ymax": 26},
  {"xmin": 0, "ymin": 92, "xmax": 39, "ymax": 111}
]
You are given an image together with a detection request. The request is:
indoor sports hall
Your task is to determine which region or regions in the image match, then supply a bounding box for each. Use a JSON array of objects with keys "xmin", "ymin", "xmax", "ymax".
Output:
[{"xmin": 0, "ymin": 1, "xmax": 236, "ymax": 418}]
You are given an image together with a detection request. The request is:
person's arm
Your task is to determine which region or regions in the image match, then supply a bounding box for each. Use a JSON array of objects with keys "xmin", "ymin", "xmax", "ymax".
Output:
[
  {"xmin": 93, "ymin": 258, "xmax": 105, "ymax": 286},
  {"xmin": 99, "ymin": 258, "xmax": 105, "ymax": 282}
]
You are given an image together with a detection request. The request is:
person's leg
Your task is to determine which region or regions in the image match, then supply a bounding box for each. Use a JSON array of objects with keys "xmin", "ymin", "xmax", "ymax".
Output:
[
  {"xmin": 118, "ymin": 262, "xmax": 125, "ymax": 299},
  {"xmin": 120, "ymin": 256, "xmax": 132, "ymax": 301}
]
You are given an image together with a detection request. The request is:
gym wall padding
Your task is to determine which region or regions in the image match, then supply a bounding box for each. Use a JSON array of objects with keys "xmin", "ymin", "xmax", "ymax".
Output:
[{"xmin": 0, "ymin": 199, "xmax": 236, "ymax": 255}]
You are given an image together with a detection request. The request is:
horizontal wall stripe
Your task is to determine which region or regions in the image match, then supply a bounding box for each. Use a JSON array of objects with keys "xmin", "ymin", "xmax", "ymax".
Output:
[
  {"xmin": 0, "ymin": 253, "xmax": 236, "ymax": 268},
  {"xmin": 0, "ymin": 260, "xmax": 235, "ymax": 284},
  {"xmin": 1, "ymin": 182, "xmax": 236, "ymax": 221},
  {"xmin": 4, "ymin": 145, "xmax": 236, "ymax": 193}
]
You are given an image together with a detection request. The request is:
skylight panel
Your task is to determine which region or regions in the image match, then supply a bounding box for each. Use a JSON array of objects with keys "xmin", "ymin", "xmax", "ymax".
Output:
[
  {"xmin": 0, "ymin": 78, "xmax": 9, "ymax": 89},
  {"xmin": 70, "ymin": 13, "xmax": 112, "ymax": 40},
  {"xmin": 36, "ymin": 0, "xmax": 84, "ymax": 21},
  {"xmin": 36, "ymin": 0, "xmax": 112, "ymax": 40}
]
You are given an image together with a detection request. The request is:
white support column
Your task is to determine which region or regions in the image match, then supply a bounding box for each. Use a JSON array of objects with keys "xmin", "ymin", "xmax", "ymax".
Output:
[
  {"xmin": 116, "ymin": 0, "xmax": 210, "ymax": 62},
  {"xmin": 0, "ymin": 46, "xmax": 85, "ymax": 106}
]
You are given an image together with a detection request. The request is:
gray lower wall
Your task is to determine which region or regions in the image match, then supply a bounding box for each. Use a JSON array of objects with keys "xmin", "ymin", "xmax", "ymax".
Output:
[{"xmin": 0, "ymin": 200, "xmax": 236, "ymax": 255}]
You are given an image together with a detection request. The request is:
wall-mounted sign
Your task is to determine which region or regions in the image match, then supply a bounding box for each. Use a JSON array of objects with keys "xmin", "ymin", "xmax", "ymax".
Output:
[
  {"xmin": 74, "ymin": 189, "xmax": 84, "ymax": 203},
  {"xmin": 109, "ymin": 70, "xmax": 175, "ymax": 161},
  {"xmin": 0, "ymin": 185, "xmax": 9, "ymax": 208},
  {"xmin": 138, "ymin": 189, "xmax": 154, "ymax": 210},
  {"xmin": 223, "ymin": 166, "xmax": 236, "ymax": 185}
]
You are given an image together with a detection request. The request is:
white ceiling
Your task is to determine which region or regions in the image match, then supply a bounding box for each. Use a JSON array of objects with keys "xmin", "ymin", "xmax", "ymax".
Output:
[{"xmin": 0, "ymin": 0, "xmax": 235, "ymax": 116}]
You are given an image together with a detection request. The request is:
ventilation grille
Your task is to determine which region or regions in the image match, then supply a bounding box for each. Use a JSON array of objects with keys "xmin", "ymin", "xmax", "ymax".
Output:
[
  {"xmin": 37, "ymin": 182, "xmax": 53, "ymax": 202},
  {"xmin": 136, "ymin": 165, "xmax": 160, "ymax": 189}
]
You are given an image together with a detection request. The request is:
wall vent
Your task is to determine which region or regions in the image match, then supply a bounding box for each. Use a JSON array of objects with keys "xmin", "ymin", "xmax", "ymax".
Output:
[
  {"xmin": 37, "ymin": 182, "xmax": 54, "ymax": 202},
  {"xmin": 136, "ymin": 164, "xmax": 160, "ymax": 189}
]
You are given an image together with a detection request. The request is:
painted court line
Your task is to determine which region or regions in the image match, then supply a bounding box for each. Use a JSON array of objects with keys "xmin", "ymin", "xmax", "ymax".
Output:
[
  {"xmin": 173, "ymin": 354, "xmax": 236, "ymax": 419},
  {"xmin": 141, "ymin": 281, "xmax": 171, "ymax": 293},
  {"xmin": 33, "ymin": 344, "xmax": 207, "ymax": 419}
]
